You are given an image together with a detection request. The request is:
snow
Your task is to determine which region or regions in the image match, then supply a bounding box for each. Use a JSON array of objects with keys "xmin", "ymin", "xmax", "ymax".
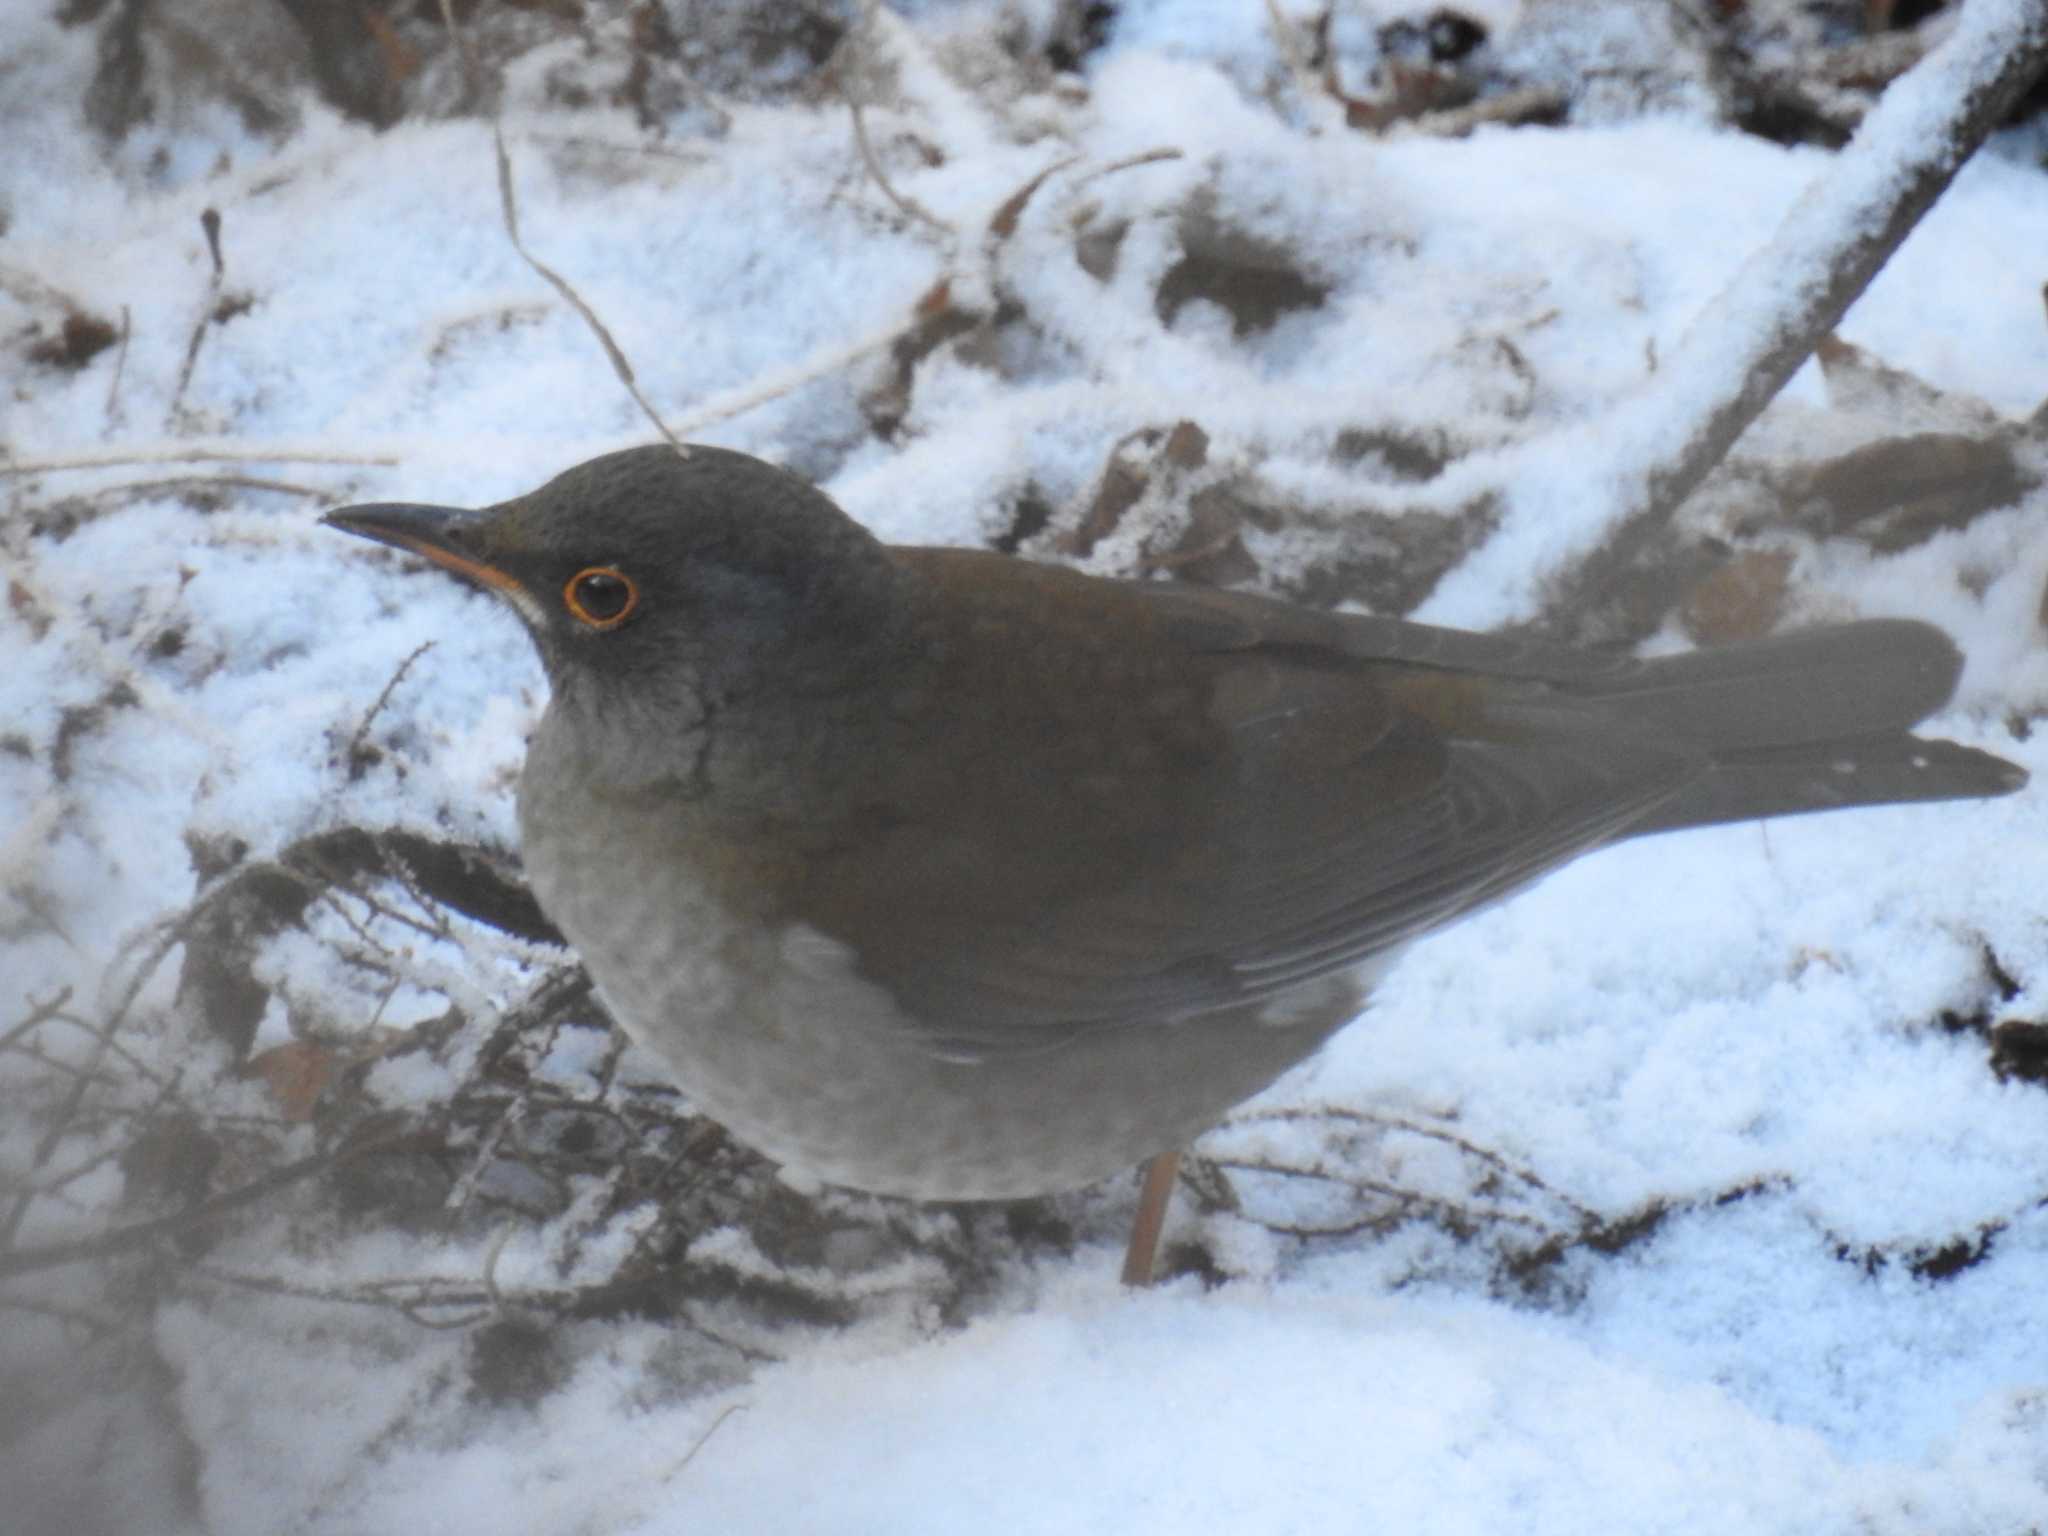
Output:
[
  {"xmin": 4, "ymin": 1, "xmax": 2047, "ymax": 1533},
  {"xmin": 1422, "ymin": 0, "xmax": 2048, "ymax": 625}
]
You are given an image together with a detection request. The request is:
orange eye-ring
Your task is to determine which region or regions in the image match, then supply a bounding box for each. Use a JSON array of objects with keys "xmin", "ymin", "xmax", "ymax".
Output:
[{"xmin": 564, "ymin": 566, "xmax": 638, "ymax": 630}]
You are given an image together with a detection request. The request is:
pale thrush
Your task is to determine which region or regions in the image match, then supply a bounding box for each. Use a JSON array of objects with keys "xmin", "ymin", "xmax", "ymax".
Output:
[{"xmin": 326, "ymin": 445, "xmax": 2026, "ymax": 1281}]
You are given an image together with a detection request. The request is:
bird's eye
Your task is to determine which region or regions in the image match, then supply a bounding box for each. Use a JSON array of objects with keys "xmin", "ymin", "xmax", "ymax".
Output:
[{"xmin": 563, "ymin": 566, "xmax": 638, "ymax": 630}]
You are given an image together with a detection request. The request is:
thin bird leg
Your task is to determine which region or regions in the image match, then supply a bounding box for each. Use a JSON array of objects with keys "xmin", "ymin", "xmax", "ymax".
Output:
[{"xmin": 1121, "ymin": 1148, "xmax": 1182, "ymax": 1286}]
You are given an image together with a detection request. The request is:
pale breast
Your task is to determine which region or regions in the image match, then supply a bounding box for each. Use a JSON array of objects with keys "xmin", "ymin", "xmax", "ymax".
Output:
[{"xmin": 518, "ymin": 734, "xmax": 1385, "ymax": 1199}]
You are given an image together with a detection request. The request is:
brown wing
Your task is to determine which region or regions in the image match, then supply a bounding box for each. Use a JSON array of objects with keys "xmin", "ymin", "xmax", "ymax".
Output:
[{"xmin": 778, "ymin": 551, "xmax": 1693, "ymax": 1061}]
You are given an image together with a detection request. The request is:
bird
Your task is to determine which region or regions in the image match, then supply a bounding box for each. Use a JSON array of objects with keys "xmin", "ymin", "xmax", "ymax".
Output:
[{"xmin": 325, "ymin": 443, "xmax": 2026, "ymax": 1284}]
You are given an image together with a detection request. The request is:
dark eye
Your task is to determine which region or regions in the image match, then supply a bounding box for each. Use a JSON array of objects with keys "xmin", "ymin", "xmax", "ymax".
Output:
[{"xmin": 563, "ymin": 566, "xmax": 638, "ymax": 630}]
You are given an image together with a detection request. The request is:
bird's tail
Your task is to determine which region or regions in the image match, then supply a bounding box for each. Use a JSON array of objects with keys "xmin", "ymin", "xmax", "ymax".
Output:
[{"xmin": 1579, "ymin": 620, "xmax": 2026, "ymax": 835}]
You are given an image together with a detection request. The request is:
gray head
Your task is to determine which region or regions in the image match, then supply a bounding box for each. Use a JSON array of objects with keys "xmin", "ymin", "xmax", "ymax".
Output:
[
  {"xmin": 325, "ymin": 445, "xmax": 919, "ymax": 800},
  {"xmin": 327, "ymin": 445, "xmax": 911, "ymax": 702}
]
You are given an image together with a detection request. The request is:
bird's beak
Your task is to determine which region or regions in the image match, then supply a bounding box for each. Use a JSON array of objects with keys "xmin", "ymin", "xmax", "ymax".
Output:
[
  {"xmin": 323, "ymin": 502, "xmax": 518, "ymax": 595},
  {"xmin": 324, "ymin": 502, "xmax": 546, "ymax": 628}
]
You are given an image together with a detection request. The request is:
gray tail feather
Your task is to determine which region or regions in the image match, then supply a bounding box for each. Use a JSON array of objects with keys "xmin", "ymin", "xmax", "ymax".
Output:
[
  {"xmin": 1581, "ymin": 619, "xmax": 2024, "ymax": 835},
  {"xmin": 1584, "ymin": 619, "xmax": 1966, "ymax": 751},
  {"xmin": 1630, "ymin": 733, "xmax": 2027, "ymax": 836}
]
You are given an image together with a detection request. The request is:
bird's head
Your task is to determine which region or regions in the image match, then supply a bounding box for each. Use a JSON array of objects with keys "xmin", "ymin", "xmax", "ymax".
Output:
[{"xmin": 325, "ymin": 444, "xmax": 911, "ymax": 717}]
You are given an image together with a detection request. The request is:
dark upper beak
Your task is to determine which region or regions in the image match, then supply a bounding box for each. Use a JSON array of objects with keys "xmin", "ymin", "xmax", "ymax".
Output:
[{"xmin": 322, "ymin": 502, "xmax": 531, "ymax": 605}]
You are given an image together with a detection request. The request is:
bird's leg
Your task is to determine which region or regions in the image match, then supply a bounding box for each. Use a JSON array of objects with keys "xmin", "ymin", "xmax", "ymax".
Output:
[{"xmin": 1120, "ymin": 1149, "xmax": 1182, "ymax": 1286}]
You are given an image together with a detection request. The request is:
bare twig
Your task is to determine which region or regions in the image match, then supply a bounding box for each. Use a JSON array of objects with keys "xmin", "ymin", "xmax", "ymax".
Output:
[
  {"xmin": 13, "ymin": 1121, "xmax": 150, "ymax": 1204},
  {"xmin": 1553, "ymin": 6, "xmax": 2047, "ymax": 625},
  {"xmin": 3, "ymin": 892, "xmax": 268, "ymax": 1250},
  {"xmin": 1070, "ymin": 147, "xmax": 1185, "ymax": 188},
  {"xmin": 1261, "ymin": 0, "xmax": 1333, "ymax": 128},
  {"xmin": 0, "ymin": 1133, "xmax": 413, "ymax": 1280},
  {"xmin": 79, "ymin": 473, "xmax": 331, "ymax": 504},
  {"xmin": 0, "ymin": 987, "xmax": 75, "ymax": 1056},
  {"xmin": 0, "ymin": 1291, "xmax": 130, "ymax": 1340},
  {"xmin": 188, "ymin": 1262, "xmax": 783, "ymax": 1355},
  {"xmin": 663, "ymin": 316, "xmax": 923, "ymax": 438},
  {"xmin": 1423, "ymin": 1, "xmax": 2048, "ymax": 631},
  {"xmin": 166, "ymin": 211, "xmax": 227, "ymax": 429},
  {"xmin": 0, "ymin": 262, "xmax": 90, "ymax": 312},
  {"xmin": 527, "ymin": 133, "xmax": 711, "ymax": 168},
  {"xmin": 1, "ymin": 998, "xmax": 168, "ymax": 1086},
  {"xmin": 1401, "ymin": 85, "xmax": 1568, "ymax": 139},
  {"xmin": 665, "ymin": 1403, "xmax": 746, "ymax": 1482},
  {"xmin": 5, "ymin": 446, "xmax": 400, "ymax": 474},
  {"xmin": 0, "ymin": 794, "xmax": 65, "ymax": 903},
  {"xmin": 985, "ymin": 153, "xmax": 1081, "ymax": 246},
  {"xmin": 0, "ymin": 1038, "xmax": 127, "ymax": 1092},
  {"xmin": 479, "ymin": 1220, "xmax": 518, "ymax": 1311},
  {"xmin": 847, "ymin": 91, "xmax": 951, "ymax": 235},
  {"xmin": 103, "ymin": 304, "xmax": 131, "ymax": 427},
  {"xmin": 310, "ymin": 878, "xmax": 440, "ymax": 954},
  {"xmin": 5, "ymin": 1007, "xmax": 117, "ymax": 1248},
  {"xmin": 346, "ymin": 640, "xmax": 435, "ymax": 770},
  {"xmin": 364, "ymin": 839, "xmax": 464, "ymax": 944},
  {"xmin": 1206, "ymin": 1155, "xmax": 1558, "ymax": 1235},
  {"xmin": 444, "ymin": 1098, "xmax": 526, "ymax": 1219},
  {"xmin": 190, "ymin": 1263, "xmax": 496, "ymax": 1328},
  {"xmin": 432, "ymin": 0, "xmax": 685, "ymax": 455},
  {"xmin": 1225, "ymin": 1104, "xmax": 1597, "ymax": 1218}
]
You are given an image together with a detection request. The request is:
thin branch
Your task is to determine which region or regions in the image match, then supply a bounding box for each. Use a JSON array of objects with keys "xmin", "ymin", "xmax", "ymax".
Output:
[
  {"xmin": 665, "ymin": 1403, "xmax": 746, "ymax": 1483},
  {"xmin": 846, "ymin": 89, "xmax": 951, "ymax": 235},
  {"xmin": 2, "ymin": 926, "xmax": 154, "ymax": 1246},
  {"xmin": 527, "ymin": 133, "xmax": 711, "ymax": 167},
  {"xmin": 1261, "ymin": 0, "xmax": 1333, "ymax": 129},
  {"xmin": 1545, "ymin": 1, "xmax": 2048, "ymax": 621},
  {"xmin": 6, "ymin": 1000, "xmax": 170, "ymax": 1086},
  {"xmin": 1401, "ymin": 85, "xmax": 1568, "ymax": 139},
  {"xmin": 79, "ymin": 473, "xmax": 331, "ymax": 503},
  {"xmin": 0, "ymin": 261, "xmax": 90, "ymax": 312},
  {"xmin": 313, "ymin": 872, "xmax": 451, "ymax": 949},
  {"xmin": 479, "ymin": 1219, "xmax": 517, "ymax": 1312},
  {"xmin": 433, "ymin": 0, "xmax": 686, "ymax": 455},
  {"xmin": 368, "ymin": 836, "xmax": 464, "ymax": 944},
  {"xmin": 345, "ymin": 640, "xmax": 435, "ymax": 769},
  {"xmin": 0, "ymin": 1039, "xmax": 126, "ymax": 1091},
  {"xmin": 4, "ymin": 446, "xmax": 399, "ymax": 474},
  {"xmin": 1069, "ymin": 147, "xmax": 1185, "ymax": 189},
  {"xmin": 0, "ymin": 987, "xmax": 75, "ymax": 1056},
  {"xmin": 1224, "ymin": 1103, "xmax": 1597, "ymax": 1220},
  {"xmin": 444, "ymin": 1098, "xmax": 525, "ymax": 1219},
  {"xmin": 1421, "ymin": 1, "xmax": 2048, "ymax": 631},
  {"xmin": 1206, "ymin": 1156, "xmax": 1557, "ymax": 1235},
  {"xmin": 166, "ymin": 210, "xmax": 227, "ymax": 429},
  {"xmin": 10, "ymin": 1125, "xmax": 142, "ymax": 1204},
  {"xmin": 0, "ymin": 1134, "xmax": 413, "ymax": 1281},
  {"xmin": 663, "ymin": 316, "xmax": 920, "ymax": 438},
  {"xmin": 0, "ymin": 1291, "xmax": 131, "ymax": 1340},
  {"xmin": 190, "ymin": 1263, "xmax": 496, "ymax": 1328},
  {"xmin": 102, "ymin": 303, "xmax": 131, "ymax": 427}
]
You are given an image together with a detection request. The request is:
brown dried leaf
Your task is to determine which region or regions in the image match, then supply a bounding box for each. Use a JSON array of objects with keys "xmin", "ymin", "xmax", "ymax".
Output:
[
  {"xmin": 1786, "ymin": 433, "xmax": 2034, "ymax": 552},
  {"xmin": 1682, "ymin": 547, "xmax": 1794, "ymax": 645},
  {"xmin": 246, "ymin": 1039, "xmax": 338, "ymax": 1121}
]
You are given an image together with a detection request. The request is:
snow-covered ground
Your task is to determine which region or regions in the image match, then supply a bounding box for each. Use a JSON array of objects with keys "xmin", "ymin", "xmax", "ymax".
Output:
[{"xmin": 4, "ymin": 1, "xmax": 2046, "ymax": 1532}]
